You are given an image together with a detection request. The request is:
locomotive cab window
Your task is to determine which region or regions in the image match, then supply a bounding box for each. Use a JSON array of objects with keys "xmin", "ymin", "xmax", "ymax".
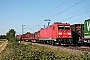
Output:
[
  {"xmin": 58, "ymin": 26, "xmax": 64, "ymax": 30},
  {"xmin": 65, "ymin": 26, "xmax": 70, "ymax": 30}
]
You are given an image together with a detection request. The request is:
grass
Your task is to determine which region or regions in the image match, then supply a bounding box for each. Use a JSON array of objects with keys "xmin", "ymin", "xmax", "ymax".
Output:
[
  {"xmin": 21, "ymin": 41, "xmax": 79, "ymax": 56},
  {"xmin": 0, "ymin": 54, "xmax": 2, "ymax": 60},
  {"xmin": 32, "ymin": 44, "xmax": 74, "ymax": 56},
  {"xmin": 21, "ymin": 41, "xmax": 73, "ymax": 55},
  {"xmin": 21, "ymin": 41, "xmax": 90, "ymax": 59}
]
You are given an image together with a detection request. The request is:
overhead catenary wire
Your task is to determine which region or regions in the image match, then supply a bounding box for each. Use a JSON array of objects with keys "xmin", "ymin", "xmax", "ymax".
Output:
[
  {"xmin": 60, "ymin": 5, "xmax": 90, "ymax": 22},
  {"xmin": 37, "ymin": 0, "xmax": 68, "ymax": 19},
  {"xmin": 74, "ymin": 9, "xmax": 90, "ymax": 17},
  {"xmin": 61, "ymin": 8, "xmax": 90, "ymax": 22},
  {"xmin": 49, "ymin": 0, "xmax": 85, "ymax": 19},
  {"xmin": 48, "ymin": 0, "xmax": 72, "ymax": 18}
]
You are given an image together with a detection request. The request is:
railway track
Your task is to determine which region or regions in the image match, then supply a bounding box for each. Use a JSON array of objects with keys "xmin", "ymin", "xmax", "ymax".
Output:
[
  {"xmin": 66, "ymin": 46, "xmax": 90, "ymax": 52},
  {"xmin": 32, "ymin": 43, "xmax": 90, "ymax": 55}
]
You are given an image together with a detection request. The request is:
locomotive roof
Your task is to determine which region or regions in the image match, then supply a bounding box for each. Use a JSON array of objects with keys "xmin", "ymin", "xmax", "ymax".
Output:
[
  {"xmin": 41, "ymin": 22, "xmax": 70, "ymax": 30},
  {"xmin": 54, "ymin": 22, "xmax": 69, "ymax": 24}
]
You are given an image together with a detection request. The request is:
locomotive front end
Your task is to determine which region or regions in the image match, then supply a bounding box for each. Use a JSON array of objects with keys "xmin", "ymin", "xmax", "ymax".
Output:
[{"xmin": 57, "ymin": 23, "xmax": 73, "ymax": 44}]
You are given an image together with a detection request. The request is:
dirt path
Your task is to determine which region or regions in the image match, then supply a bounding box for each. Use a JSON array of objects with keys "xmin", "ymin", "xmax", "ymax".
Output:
[{"xmin": 0, "ymin": 40, "xmax": 8, "ymax": 53}]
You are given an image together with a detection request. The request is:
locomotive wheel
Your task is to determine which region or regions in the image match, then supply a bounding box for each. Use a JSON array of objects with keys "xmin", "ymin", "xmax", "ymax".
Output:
[
  {"xmin": 59, "ymin": 42, "xmax": 61, "ymax": 46},
  {"xmin": 43, "ymin": 41, "xmax": 46, "ymax": 44},
  {"xmin": 40, "ymin": 40, "xmax": 43, "ymax": 44},
  {"xmin": 54, "ymin": 41, "xmax": 59, "ymax": 46},
  {"xmin": 51, "ymin": 40, "xmax": 54, "ymax": 46}
]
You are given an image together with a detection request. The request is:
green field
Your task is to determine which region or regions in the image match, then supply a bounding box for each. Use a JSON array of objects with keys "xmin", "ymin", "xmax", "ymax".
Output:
[{"xmin": 0, "ymin": 41, "xmax": 90, "ymax": 60}]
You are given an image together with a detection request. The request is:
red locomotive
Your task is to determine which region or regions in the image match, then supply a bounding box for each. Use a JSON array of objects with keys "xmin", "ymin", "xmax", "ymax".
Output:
[{"xmin": 39, "ymin": 22, "xmax": 73, "ymax": 45}]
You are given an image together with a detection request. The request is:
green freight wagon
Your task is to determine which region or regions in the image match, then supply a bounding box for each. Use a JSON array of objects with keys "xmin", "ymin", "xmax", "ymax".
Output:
[{"xmin": 84, "ymin": 19, "xmax": 90, "ymax": 43}]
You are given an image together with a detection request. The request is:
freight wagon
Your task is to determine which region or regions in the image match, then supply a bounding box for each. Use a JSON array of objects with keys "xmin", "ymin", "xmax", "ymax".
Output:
[
  {"xmin": 16, "ymin": 35, "xmax": 22, "ymax": 40},
  {"xmin": 16, "ymin": 31, "xmax": 40, "ymax": 42},
  {"xmin": 32, "ymin": 31, "xmax": 40, "ymax": 42},
  {"xmin": 39, "ymin": 22, "xmax": 73, "ymax": 45},
  {"xmin": 84, "ymin": 19, "xmax": 90, "ymax": 43},
  {"xmin": 71, "ymin": 24, "xmax": 84, "ymax": 44},
  {"xmin": 21, "ymin": 33, "xmax": 34, "ymax": 42}
]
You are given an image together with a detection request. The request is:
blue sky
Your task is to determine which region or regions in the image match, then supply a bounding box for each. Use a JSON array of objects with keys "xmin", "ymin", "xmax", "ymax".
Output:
[{"xmin": 0, "ymin": 0, "xmax": 90, "ymax": 35}]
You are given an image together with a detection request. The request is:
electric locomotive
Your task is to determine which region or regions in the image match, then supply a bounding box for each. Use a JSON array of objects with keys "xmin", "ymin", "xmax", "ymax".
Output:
[{"xmin": 39, "ymin": 22, "xmax": 73, "ymax": 45}]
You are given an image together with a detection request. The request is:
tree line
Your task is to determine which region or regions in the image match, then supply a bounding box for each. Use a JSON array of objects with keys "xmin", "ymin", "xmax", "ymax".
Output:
[{"xmin": 0, "ymin": 35, "xmax": 6, "ymax": 39}]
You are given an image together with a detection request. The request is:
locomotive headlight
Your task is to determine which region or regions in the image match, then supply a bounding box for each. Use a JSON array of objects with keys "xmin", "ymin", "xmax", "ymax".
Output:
[
  {"xmin": 58, "ymin": 32, "xmax": 62, "ymax": 35},
  {"xmin": 59, "ymin": 36, "xmax": 61, "ymax": 37},
  {"xmin": 68, "ymin": 33, "xmax": 71, "ymax": 35},
  {"xmin": 68, "ymin": 36, "xmax": 71, "ymax": 38}
]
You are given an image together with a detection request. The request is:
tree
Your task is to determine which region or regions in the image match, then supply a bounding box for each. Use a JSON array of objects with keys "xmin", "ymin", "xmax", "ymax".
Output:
[
  {"xmin": 0, "ymin": 35, "xmax": 3, "ymax": 39},
  {"xmin": 6, "ymin": 29, "xmax": 17, "ymax": 42},
  {"xmin": 0, "ymin": 35, "xmax": 6, "ymax": 39},
  {"xmin": 25, "ymin": 32, "xmax": 31, "ymax": 34},
  {"xmin": 2, "ymin": 35, "xmax": 6, "ymax": 39}
]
